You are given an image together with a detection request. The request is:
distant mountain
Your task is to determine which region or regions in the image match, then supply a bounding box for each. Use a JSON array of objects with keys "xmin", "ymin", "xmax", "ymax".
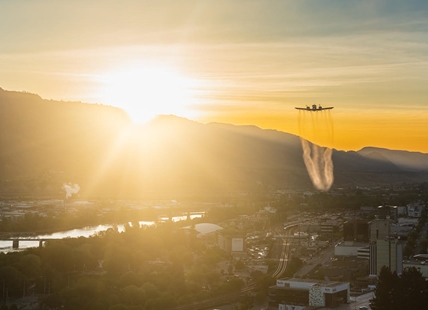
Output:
[
  {"xmin": 358, "ymin": 147, "xmax": 428, "ymax": 172},
  {"xmin": 1, "ymin": 88, "xmax": 427, "ymax": 199}
]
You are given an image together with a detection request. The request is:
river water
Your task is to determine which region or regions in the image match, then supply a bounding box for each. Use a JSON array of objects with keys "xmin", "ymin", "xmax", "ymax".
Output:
[{"xmin": 0, "ymin": 213, "xmax": 203, "ymax": 252}]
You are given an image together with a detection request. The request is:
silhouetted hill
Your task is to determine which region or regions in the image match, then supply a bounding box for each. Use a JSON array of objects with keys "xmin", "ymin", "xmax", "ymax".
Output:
[
  {"xmin": 0, "ymin": 88, "xmax": 130, "ymax": 197},
  {"xmin": 1, "ymin": 88, "xmax": 427, "ymax": 199},
  {"xmin": 358, "ymin": 147, "xmax": 428, "ymax": 172}
]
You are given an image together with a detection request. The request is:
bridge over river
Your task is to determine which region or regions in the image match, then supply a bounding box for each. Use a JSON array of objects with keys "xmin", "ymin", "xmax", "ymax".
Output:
[{"xmin": 0, "ymin": 238, "xmax": 61, "ymax": 249}]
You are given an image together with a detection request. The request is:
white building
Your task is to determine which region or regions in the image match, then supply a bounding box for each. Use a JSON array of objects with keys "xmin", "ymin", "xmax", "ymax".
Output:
[
  {"xmin": 334, "ymin": 241, "xmax": 369, "ymax": 258},
  {"xmin": 407, "ymin": 204, "xmax": 423, "ymax": 218},
  {"xmin": 269, "ymin": 278, "xmax": 350, "ymax": 309}
]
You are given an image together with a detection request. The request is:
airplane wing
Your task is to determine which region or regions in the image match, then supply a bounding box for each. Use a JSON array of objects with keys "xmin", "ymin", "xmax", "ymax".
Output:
[{"xmin": 295, "ymin": 107, "xmax": 334, "ymax": 111}]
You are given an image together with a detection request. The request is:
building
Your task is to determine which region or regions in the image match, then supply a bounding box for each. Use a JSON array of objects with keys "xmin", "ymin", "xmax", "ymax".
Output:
[
  {"xmin": 389, "ymin": 206, "xmax": 398, "ymax": 222},
  {"xmin": 268, "ymin": 278, "xmax": 350, "ymax": 309},
  {"xmin": 397, "ymin": 217, "xmax": 419, "ymax": 226},
  {"xmin": 369, "ymin": 243, "xmax": 377, "ymax": 276},
  {"xmin": 357, "ymin": 246, "xmax": 370, "ymax": 260},
  {"xmin": 390, "ymin": 223, "xmax": 413, "ymax": 239},
  {"xmin": 320, "ymin": 220, "xmax": 343, "ymax": 237},
  {"xmin": 343, "ymin": 220, "xmax": 369, "ymax": 243},
  {"xmin": 368, "ymin": 218, "xmax": 404, "ymax": 276},
  {"xmin": 376, "ymin": 206, "xmax": 390, "ymax": 220},
  {"xmin": 397, "ymin": 205, "xmax": 407, "ymax": 216},
  {"xmin": 403, "ymin": 260, "xmax": 428, "ymax": 278},
  {"xmin": 407, "ymin": 204, "xmax": 422, "ymax": 218},
  {"xmin": 334, "ymin": 241, "xmax": 369, "ymax": 257},
  {"xmin": 376, "ymin": 238, "xmax": 403, "ymax": 275},
  {"xmin": 217, "ymin": 229, "xmax": 246, "ymax": 256},
  {"xmin": 182, "ymin": 223, "xmax": 223, "ymax": 246},
  {"xmin": 369, "ymin": 218, "xmax": 390, "ymax": 242}
]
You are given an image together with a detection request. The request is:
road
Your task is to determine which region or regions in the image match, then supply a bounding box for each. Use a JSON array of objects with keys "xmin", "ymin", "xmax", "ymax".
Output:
[{"xmin": 293, "ymin": 242, "xmax": 336, "ymax": 278}]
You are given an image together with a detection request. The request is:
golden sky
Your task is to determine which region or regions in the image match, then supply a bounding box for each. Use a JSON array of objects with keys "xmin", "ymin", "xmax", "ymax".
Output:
[{"xmin": 1, "ymin": 0, "xmax": 428, "ymax": 152}]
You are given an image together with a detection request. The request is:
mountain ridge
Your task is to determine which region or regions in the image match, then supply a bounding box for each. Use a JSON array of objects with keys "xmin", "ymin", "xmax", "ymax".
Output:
[
  {"xmin": 1, "ymin": 88, "xmax": 427, "ymax": 199},
  {"xmin": 358, "ymin": 146, "xmax": 428, "ymax": 172}
]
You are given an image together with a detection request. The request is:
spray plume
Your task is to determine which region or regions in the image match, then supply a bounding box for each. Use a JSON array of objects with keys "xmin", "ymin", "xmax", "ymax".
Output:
[{"xmin": 298, "ymin": 110, "xmax": 334, "ymax": 191}]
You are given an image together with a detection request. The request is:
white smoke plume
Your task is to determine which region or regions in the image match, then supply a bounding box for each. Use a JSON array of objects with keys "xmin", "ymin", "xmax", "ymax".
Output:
[
  {"xmin": 300, "ymin": 138, "xmax": 334, "ymax": 191},
  {"xmin": 63, "ymin": 183, "xmax": 80, "ymax": 199}
]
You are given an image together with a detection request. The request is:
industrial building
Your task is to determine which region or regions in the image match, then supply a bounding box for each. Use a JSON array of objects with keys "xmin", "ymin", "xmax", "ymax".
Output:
[
  {"xmin": 375, "ymin": 238, "xmax": 403, "ymax": 275},
  {"xmin": 369, "ymin": 218, "xmax": 390, "ymax": 242}
]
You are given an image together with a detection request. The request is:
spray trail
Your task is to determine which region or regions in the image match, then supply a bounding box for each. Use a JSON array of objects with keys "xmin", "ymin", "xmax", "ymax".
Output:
[{"xmin": 298, "ymin": 109, "xmax": 335, "ymax": 191}]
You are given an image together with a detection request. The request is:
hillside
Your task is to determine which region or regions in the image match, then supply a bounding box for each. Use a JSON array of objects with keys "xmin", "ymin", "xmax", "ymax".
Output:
[
  {"xmin": 1, "ymin": 88, "xmax": 427, "ymax": 199},
  {"xmin": 358, "ymin": 147, "xmax": 428, "ymax": 172}
]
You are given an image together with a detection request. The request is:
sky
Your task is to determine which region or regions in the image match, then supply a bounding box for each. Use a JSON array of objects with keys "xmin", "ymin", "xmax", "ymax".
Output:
[{"xmin": 1, "ymin": 0, "xmax": 428, "ymax": 152}]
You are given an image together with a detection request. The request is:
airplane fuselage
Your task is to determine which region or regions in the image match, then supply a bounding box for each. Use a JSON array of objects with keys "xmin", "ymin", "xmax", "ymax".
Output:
[{"xmin": 295, "ymin": 105, "xmax": 334, "ymax": 111}]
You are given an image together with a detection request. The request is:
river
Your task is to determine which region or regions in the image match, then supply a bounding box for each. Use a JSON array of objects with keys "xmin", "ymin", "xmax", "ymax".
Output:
[{"xmin": 0, "ymin": 213, "xmax": 203, "ymax": 252}]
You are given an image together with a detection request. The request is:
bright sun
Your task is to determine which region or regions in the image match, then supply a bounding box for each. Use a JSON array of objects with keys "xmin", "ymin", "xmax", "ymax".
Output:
[{"xmin": 97, "ymin": 64, "xmax": 199, "ymax": 124}]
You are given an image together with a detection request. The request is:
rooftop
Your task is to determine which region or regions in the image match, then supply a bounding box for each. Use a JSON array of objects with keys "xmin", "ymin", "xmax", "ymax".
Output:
[{"xmin": 183, "ymin": 223, "xmax": 223, "ymax": 237}]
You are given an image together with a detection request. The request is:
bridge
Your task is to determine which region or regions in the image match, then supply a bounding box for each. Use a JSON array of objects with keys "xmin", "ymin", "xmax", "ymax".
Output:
[{"xmin": 0, "ymin": 238, "xmax": 61, "ymax": 249}]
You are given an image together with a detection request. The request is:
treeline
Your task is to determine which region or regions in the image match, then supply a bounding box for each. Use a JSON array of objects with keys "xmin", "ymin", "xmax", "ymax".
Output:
[
  {"xmin": 403, "ymin": 210, "xmax": 427, "ymax": 257},
  {"xmin": 275, "ymin": 186, "xmax": 428, "ymax": 213},
  {"xmin": 370, "ymin": 266, "xmax": 428, "ymax": 310},
  {"xmin": 0, "ymin": 220, "xmax": 247, "ymax": 310}
]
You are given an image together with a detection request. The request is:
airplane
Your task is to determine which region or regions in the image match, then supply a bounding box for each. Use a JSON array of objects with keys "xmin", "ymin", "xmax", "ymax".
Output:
[{"xmin": 295, "ymin": 104, "xmax": 334, "ymax": 111}]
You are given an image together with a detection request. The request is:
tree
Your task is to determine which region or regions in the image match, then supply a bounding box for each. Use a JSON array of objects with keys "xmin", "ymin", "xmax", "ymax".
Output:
[
  {"xmin": 254, "ymin": 274, "xmax": 276, "ymax": 296},
  {"xmin": 19, "ymin": 254, "xmax": 41, "ymax": 279},
  {"xmin": 119, "ymin": 285, "xmax": 146, "ymax": 306},
  {"xmin": 282, "ymin": 257, "xmax": 303, "ymax": 277},
  {"xmin": 238, "ymin": 293, "xmax": 253, "ymax": 310},
  {"xmin": 419, "ymin": 238, "xmax": 428, "ymax": 254},
  {"xmin": 119, "ymin": 271, "xmax": 141, "ymax": 288},
  {"xmin": 109, "ymin": 305, "xmax": 129, "ymax": 310},
  {"xmin": 370, "ymin": 266, "xmax": 428, "ymax": 310},
  {"xmin": 370, "ymin": 266, "xmax": 398, "ymax": 310},
  {"xmin": 0, "ymin": 266, "xmax": 26, "ymax": 297},
  {"xmin": 42, "ymin": 243, "xmax": 75, "ymax": 272},
  {"xmin": 396, "ymin": 267, "xmax": 427, "ymax": 309},
  {"xmin": 235, "ymin": 259, "xmax": 245, "ymax": 270}
]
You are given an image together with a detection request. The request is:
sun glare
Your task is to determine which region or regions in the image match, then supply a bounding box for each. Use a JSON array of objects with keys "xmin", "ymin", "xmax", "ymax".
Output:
[{"xmin": 97, "ymin": 64, "xmax": 199, "ymax": 123}]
